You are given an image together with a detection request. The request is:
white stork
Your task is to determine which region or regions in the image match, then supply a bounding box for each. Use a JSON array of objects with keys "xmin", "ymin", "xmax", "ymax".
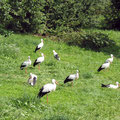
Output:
[
  {"xmin": 101, "ymin": 82, "xmax": 119, "ymax": 89},
  {"xmin": 97, "ymin": 61, "xmax": 110, "ymax": 72},
  {"xmin": 33, "ymin": 53, "xmax": 44, "ymax": 70},
  {"xmin": 64, "ymin": 70, "xmax": 79, "ymax": 87},
  {"xmin": 20, "ymin": 56, "xmax": 31, "ymax": 73},
  {"xmin": 37, "ymin": 79, "xmax": 58, "ymax": 103},
  {"xmin": 53, "ymin": 50, "xmax": 60, "ymax": 61},
  {"xmin": 34, "ymin": 39, "xmax": 44, "ymax": 53},
  {"xmin": 105, "ymin": 54, "xmax": 114, "ymax": 63},
  {"xmin": 28, "ymin": 73, "xmax": 37, "ymax": 86}
]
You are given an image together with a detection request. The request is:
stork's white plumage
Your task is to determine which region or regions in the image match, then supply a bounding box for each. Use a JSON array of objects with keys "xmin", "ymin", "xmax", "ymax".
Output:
[
  {"xmin": 97, "ymin": 61, "xmax": 110, "ymax": 72},
  {"xmin": 105, "ymin": 54, "xmax": 114, "ymax": 63},
  {"xmin": 37, "ymin": 79, "xmax": 58, "ymax": 103},
  {"xmin": 101, "ymin": 82, "xmax": 119, "ymax": 89},
  {"xmin": 64, "ymin": 70, "xmax": 79, "ymax": 86},
  {"xmin": 33, "ymin": 53, "xmax": 44, "ymax": 70},
  {"xmin": 20, "ymin": 56, "xmax": 31, "ymax": 73},
  {"xmin": 28, "ymin": 73, "xmax": 37, "ymax": 86},
  {"xmin": 53, "ymin": 50, "xmax": 60, "ymax": 60},
  {"xmin": 34, "ymin": 39, "xmax": 44, "ymax": 53}
]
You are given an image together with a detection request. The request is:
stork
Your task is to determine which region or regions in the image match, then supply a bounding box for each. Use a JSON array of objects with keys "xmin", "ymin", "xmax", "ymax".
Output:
[
  {"xmin": 33, "ymin": 53, "xmax": 44, "ymax": 70},
  {"xmin": 64, "ymin": 70, "xmax": 79, "ymax": 87},
  {"xmin": 97, "ymin": 61, "xmax": 110, "ymax": 72},
  {"xmin": 105, "ymin": 54, "xmax": 114, "ymax": 64},
  {"xmin": 28, "ymin": 73, "xmax": 37, "ymax": 86},
  {"xmin": 37, "ymin": 79, "xmax": 58, "ymax": 103},
  {"xmin": 20, "ymin": 56, "xmax": 31, "ymax": 73},
  {"xmin": 53, "ymin": 50, "xmax": 60, "ymax": 61},
  {"xmin": 34, "ymin": 39, "xmax": 44, "ymax": 53},
  {"xmin": 101, "ymin": 82, "xmax": 119, "ymax": 89}
]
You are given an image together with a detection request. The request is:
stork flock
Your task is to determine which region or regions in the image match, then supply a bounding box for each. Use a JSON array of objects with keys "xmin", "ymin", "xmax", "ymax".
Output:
[{"xmin": 20, "ymin": 38, "xmax": 119, "ymax": 103}]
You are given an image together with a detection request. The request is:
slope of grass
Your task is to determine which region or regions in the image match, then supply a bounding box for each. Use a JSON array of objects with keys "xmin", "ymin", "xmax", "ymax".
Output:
[{"xmin": 0, "ymin": 30, "xmax": 120, "ymax": 120}]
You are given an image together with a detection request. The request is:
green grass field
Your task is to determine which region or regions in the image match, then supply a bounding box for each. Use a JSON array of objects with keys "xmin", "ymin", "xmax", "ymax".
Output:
[{"xmin": 0, "ymin": 30, "xmax": 120, "ymax": 120}]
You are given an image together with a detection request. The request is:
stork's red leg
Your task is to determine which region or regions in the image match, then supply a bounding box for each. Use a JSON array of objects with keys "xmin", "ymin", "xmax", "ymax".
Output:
[
  {"xmin": 47, "ymin": 94, "xmax": 48, "ymax": 104},
  {"xmin": 38, "ymin": 64, "xmax": 40, "ymax": 70},
  {"xmin": 25, "ymin": 68, "xmax": 27, "ymax": 74},
  {"xmin": 72, "ymin": 81, "xmax": 73, "ymax": 87}
]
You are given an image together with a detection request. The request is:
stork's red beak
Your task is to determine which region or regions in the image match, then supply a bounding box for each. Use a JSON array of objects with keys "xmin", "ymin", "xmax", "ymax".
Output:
[{"xmin": 55, "ymin": 81, "xmax": 58, "ymax": 85}]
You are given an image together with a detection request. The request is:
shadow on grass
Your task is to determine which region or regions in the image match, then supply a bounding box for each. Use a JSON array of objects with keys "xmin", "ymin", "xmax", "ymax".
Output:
[
  {"xmin": 100, "ymin": 45, "xmax": 120, "ymax": 58},
  {"xmin": 82, "ymin": 72, "xmax": 94, "ymax": 79},
  {"xmin": 82, "ymin": 44, "xmax": 120, "ymax": 58}
]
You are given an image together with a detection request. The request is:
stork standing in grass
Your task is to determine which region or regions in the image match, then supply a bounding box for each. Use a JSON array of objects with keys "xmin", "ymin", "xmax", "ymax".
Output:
[
  {"xmin": 105, "ymin": 54, "xmax": 114, "ymax": 64},
  {"xmin": 37, "ymin": 79, "xmax": 58, "ymax": 103},
  {"xmin": 33, "ymin": 53, "xmax": 44, "ymax": 70},
  {"xmin": 101, "ymin": 82, "xmax": 119, "ymax": 89},
  {"xmin": 97, "ymin": 61, "xmax": 110, "ymax": 72},
  {"xmin": 28, "ymin": 73, "xmax": 37, "ymax": 86},
  {"xmin": 34, "ymin": 39, "xmax": 44, "ymax": 53},
  {"xmin": 64, "ymin": 70, "xmax": 79, "ymax": 87},
  {"xmin": 20, "ymin": 56, "xmax": 31, "ymax": 73},
  {"xmin": 53, "ymin": 50, "xmax": 60, "ymax": 61}
]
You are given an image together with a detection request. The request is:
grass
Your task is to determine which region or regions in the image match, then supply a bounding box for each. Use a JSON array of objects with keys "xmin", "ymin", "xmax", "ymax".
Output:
[{"xmin": 0, "ymin": 30, "xmax": 120, "ymax": 120}]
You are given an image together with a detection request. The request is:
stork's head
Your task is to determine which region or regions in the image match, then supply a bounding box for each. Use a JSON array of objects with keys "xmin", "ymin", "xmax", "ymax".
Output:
[
  {"xmin": 52, "ymin": 79, "xmax": 56, "ymax": 83},
  {"xmin": 76, "ymin": 70, "xmax": 79, "ymax": 73},
  {"xmin": 111, "ymin": 54, "xmax": 113, "ymax": 58},
  {"xmin": 52, "ymin": 79, "xmax": 58, "ymax": 84},
  {"xmin": 41, "ymin": 39, "xmax": 43, "ymax": 42},
  {"xmin": 30, "ymin": 73, "xmax": 32, "ymax": 76},
  {"xmin": 53, "ymin": 50, "xmax": 55, "ymax": 53},
  {"xmin": 28, "ymin": 56, "xmax": 30, "ymax": 59},
  {"xmin": 116, "ymin": 82, "xmax": 119, "ymax": 85},
  {"xmin": 41, "ymin": 53, "xmax": 44, "ymax": 57}
]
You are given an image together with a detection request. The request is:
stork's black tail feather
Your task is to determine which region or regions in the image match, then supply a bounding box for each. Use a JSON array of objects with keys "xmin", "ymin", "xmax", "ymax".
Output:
[
  {"xmin": 20, "ymin": 64, "xmax": 26, "ymax": 70},
  {"xmin": 34, "ymin": 46, "xmax": 38, "ymax": 53},
  {"xmin": 35, "ymin": 47, "xmax": 41, "ymax": 53},
  {"xmin": 64, "ymin": 76, "xmax": 73, "ymax": 84},
  {"xmin": 33, "ymin": 77, "xmax": 37, "ymax": 86},
  {"xmin": 37, "ymin": 87, "xmax": 44, "ymax": 98},
  {"xmin": 33, "ymin": 60, "xmax": 38, "ymax": 67},
  {"xmin": 20, "ymin": 67, "xmax": 24, "ymax": 70},
  {"xmin": 37, "ymin": 87, "xmax": 49, "ymax": 98},
  {"xmin": 101, "ymin": 84, "xmax": 109, "ymax": 87},
  {"xmin": 97, "ymin": 66, "xmax": 104, "ymax": 72}
]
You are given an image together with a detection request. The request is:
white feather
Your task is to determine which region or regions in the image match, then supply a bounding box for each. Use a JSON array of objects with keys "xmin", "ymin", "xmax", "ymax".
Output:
[
  {"xmin": 53, "ymin": 50, "xmax": 60, "ymax": 60},
  {"xmin": 53, "ymin": 50, "xmax": 57, "ymax": 56},
  {"xmin": 36, "ymin": 53, "xmax": 44, "ymax": 63},
  {"xmin": 101, "ymin": 62, "xmax": 110, "ymax": 69},
  {"xmin": 37, "ymin": 39, "xmax": 44, "ymax": 49},
  {"xmin": 108, "ymin": 82, "xmax": 119, "ymax": 89},
  {"xmin": 21, "ymin": 56, "xmax": 31, "ymax": 68},
  {"xmin": 42, "ymin": 79, "xmax": 57, "ymax": 92},
  {"xmin": 28, "ymin": 73, "xmax": 37, "ymax": 86},
  {"xmin": 105, "ymin": 54, "xmax": 114, "ymax": 63},
  {"xmin": 68, "ymin": 70, "xmax": 79, "ymax": 80}
]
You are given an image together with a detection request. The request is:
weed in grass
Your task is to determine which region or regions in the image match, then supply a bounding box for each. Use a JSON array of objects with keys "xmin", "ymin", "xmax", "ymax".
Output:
[{"xmin": 82, "ymin": 72, "xmax": 94, "ymax": 79}]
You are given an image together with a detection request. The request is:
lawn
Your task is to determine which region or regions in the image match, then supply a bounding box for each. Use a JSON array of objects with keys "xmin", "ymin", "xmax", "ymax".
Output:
[{"xmin": 0, "ymin": 30, "xmax": 120, "ymax": 120}]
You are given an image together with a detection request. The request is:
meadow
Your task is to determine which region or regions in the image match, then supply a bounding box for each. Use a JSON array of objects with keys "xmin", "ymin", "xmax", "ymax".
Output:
[{"xmin": 0, "ymin": 30, "xmax": 120, "ymax": 120}]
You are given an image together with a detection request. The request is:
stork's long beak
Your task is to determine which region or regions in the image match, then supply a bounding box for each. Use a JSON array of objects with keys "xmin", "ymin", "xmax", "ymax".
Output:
[{"xmin": 55, "ymin": 81, "xmax": 58, "ymax": 85}]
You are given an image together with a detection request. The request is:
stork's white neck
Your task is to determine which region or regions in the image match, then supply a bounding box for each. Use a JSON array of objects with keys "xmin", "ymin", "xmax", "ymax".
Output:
[
  {"xmin": 75, "ymin": 72, "xmax": 79, "ymax": 79},
  {"xmin": 116, "ymin": 83, "xmax": 119, "ymax": 87}
]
